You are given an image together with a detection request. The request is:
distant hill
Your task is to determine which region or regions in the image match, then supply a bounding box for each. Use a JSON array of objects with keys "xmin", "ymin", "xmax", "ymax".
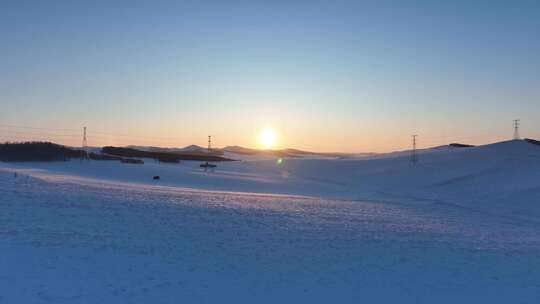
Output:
[
  {"xmin": 179, "ymin": 145, "xmax": 206, "ymax": 153},
  {"xmin": 128, "ymin": 145, "xmax": 224, "ymax": 156},
  {"xmin": 223, "ymin": 146, "xmax": 258, "ymax": 155},
  {"xmin": 126, "ymin": 142, "xmax": 483, "ymax": 161},
  {"xmin": 221, "ymin": 143, "xmax": 472, "ymax": 160},
  {"xmin": 223, "ymin": 146, "xmax": 296, "ymax": 157},
  {"xmin": 122, "ymin": 145, "xmax": 348, "ymax": 159},
  {"xmin": 223, "ymin": 146, "xmax": 347, "ymax": 158}
]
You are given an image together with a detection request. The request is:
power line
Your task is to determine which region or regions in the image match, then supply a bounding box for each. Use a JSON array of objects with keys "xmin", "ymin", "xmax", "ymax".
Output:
[
  {"xmin": 89, "ymin": 130, "xmax": 189, "ymax": 142},
  {"xmin": 0, "ymin": 124, "xmax": 79, "ymax": 132},
  {"xmin": 0, "ymin": 129, "xmax": 80, "ymax": 138},
  {"xmin": 0, "ymin": 123, "xmax": 190, "ymax": 147},
  {"xmin": 0, "ymin": 124, "xmax": 188, "ymax": 142}
]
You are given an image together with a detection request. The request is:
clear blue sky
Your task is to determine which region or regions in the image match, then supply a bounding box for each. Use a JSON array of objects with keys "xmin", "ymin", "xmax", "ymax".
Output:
[{"xmin": 1, "ymin": 0, "xmax": 539, "ymax": 151}]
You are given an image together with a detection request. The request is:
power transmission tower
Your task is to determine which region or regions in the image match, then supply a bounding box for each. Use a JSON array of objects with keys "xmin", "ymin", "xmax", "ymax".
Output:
[
  {"xmin": 82, "ymin": 126, "xmax": 88, "ymax": 160},
  {"xmin": 513, "ymin": 119, "xmax": 520, "ymax": 140},
  {"xmin": 411, "ymin": 135, "xmax": 418, "ymax": 165},
  {"xmin": 200, "ymin": 135, "xmax": 216, "ymax": 171}
]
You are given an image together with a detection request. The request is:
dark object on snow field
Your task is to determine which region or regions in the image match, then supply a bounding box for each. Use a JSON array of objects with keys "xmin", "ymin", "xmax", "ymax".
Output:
[
  {"xmin": 89, "ymin": 153, "xmax": 123, "ymax": 161},
  {"xmin": 157, "ymin": 156, "xmax": 181, "ymax": 163},
  {"xmin": 200, "ymin": 162, "xmax": 217, "ymax": 169},
  {"xmin": 120, "ymin": 158, "xmax": 144, "ymax": 164}
]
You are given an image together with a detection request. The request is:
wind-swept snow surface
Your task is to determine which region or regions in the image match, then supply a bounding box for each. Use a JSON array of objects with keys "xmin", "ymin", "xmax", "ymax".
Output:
[
  {"xmin": 1, "ymin": 140, "xmax": 540, "ymax": 303},
  {"xmin": 3, "ymin": 140, "xmax": 540, "ymax": 218}
]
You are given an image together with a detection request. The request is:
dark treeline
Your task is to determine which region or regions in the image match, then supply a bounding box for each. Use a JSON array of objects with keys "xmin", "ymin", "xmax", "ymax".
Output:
[
  {"xmin": 0, "ymin": 142, "xmax": 84, "ymax": 162},
  {"xmin": 449, "ymin": 143, "xmax": 475, "ymax": 148},
  {"xmin": 0, "ymin": 142, "xmax": 235, "ymax": 163},
  {"xmin": 102, "ymin": 146, "xmax": 235, "ymax": 162},
  {"xmin": 88, "ymin": 152, "xmax": 122, "ymax": 161},
  {"xmin": 525, "ymin": 138, "xmax": 540, "ymax": 146}
]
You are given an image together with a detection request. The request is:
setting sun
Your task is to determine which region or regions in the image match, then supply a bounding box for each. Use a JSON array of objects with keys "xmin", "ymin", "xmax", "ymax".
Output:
[{"xmin": 259, "ymin": 128, "xmax": 277, "ymax": 149}]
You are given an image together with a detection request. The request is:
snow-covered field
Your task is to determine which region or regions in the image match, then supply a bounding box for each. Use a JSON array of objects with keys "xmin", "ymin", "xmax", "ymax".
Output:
[{"xmin": 1, "ymin": 140, "xmax": 540, "ymax": 303}]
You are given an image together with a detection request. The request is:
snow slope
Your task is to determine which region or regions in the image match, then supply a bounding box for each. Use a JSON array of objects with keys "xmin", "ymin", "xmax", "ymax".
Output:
[
  {"xmin": 2, "ymin": 140, "xmax": 539, "ymax": 220},
  {"xmin": 1, "ymin": 169, "xmax": 540, "ymax": 303},
  {"xmin": 1, "ymin": 139, "xmax": 540, "ymax": 303}
]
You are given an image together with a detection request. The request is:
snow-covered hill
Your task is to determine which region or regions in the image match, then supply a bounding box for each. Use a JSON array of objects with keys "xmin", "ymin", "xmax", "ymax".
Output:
[
  {"xmin": 2, "ymin": 139, "xmax": 539, "ymax": 219},
  {"xmin": 1, "ymin": 139, "xmax": 540, "ymax": 303}
]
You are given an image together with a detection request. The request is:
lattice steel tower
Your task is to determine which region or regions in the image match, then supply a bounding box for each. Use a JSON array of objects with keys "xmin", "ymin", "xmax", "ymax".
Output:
[
  {"xmin": 513, "ymin": 119, "xmax": 520, "ymax": 140},
  {"xmin": 82, "ymin": 126, "xmax": 88, "ymax": 160},
  {"xmin": 411, "ymin": 135, "xmax": 418, "ymax": 165}
]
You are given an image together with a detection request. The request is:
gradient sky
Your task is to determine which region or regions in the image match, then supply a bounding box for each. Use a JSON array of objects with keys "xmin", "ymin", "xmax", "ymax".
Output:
[{"xmin": 1, "ymin": 0, "xmax": 539, "ymax": 152}]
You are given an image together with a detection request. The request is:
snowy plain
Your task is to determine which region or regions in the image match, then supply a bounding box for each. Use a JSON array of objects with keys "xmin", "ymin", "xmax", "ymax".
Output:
[{"xmin": 1, "ymin": 139, "xmax": 540, "ymax": 303}]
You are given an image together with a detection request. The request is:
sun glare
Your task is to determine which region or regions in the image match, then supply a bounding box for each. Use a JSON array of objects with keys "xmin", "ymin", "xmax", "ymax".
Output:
[{"xmin": 259, "ymin": 128, "xmax": 276, "ymax": 149}]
